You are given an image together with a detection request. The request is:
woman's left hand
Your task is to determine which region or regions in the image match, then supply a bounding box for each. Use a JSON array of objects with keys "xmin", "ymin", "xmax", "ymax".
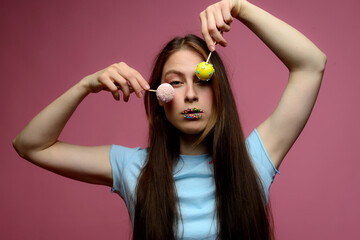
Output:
[{"xmin": 199, "ymin": 0, "xmax": 246, "ymax": 51}]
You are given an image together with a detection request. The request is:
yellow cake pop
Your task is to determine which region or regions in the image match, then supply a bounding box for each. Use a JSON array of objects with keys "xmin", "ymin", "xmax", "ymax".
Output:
[
  {"xmin": 195, "ymin": 62, "xmax": 215, "ymax": 81},
  {"xmin": 195, "ymin": 42, "xmax": 216, "ymax": 81}
]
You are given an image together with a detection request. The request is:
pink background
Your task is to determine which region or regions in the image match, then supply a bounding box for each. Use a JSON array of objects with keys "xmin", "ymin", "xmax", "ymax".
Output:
[{"xmin": 1, "ymin": 0, "xmax": 359, "ymax": 239}]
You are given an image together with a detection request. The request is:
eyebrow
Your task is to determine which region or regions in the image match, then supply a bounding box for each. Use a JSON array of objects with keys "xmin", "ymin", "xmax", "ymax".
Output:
[
  {"xmin": 163, "ymin": 70, "xmax": 186, "ymax": 79},
  {"xmin": 163, "ymin": 69, "xmax": 199, "ymax": 82}
]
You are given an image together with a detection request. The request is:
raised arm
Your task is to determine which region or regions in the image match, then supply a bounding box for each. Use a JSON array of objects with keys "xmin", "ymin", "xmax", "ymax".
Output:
[
  {"xmin": 200, "ymin": 0, "xmax": 326, "ymax": 168},
  {"xmin": 13, "ymin": 62, "xmax": 150, "ymax": 186}
]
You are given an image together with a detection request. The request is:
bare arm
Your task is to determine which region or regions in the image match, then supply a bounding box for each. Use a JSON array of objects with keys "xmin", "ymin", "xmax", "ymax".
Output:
[
  {"xmin": 13, "ymin": 62, "xmax": 150, "ymax": 186},
  {"xmin": 200, "ymin": 0, "xmax": 326, "ymax": 168}
]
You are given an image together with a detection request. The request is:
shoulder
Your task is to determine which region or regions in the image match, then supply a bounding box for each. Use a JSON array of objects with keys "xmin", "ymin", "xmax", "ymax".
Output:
[
  {"xmin": 110, "ymin": 145, "xmax": 148, "ymax": 170},
  {"xmin": 110, "ymin": 145, "xmax": 147, "ymax": 159}
]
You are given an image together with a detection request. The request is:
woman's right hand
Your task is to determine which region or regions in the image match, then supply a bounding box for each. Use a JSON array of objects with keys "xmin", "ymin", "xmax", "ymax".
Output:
[
  {"xmin": 200, "ymin": 0, "xmax": 246, "ymax": 51},
  {"xmin": 81, "ymin": 62, "xmax": 150, "ymax": 102}
]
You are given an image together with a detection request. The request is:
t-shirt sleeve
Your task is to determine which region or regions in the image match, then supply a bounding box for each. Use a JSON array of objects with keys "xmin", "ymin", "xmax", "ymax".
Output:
[
  {"xmin": 246, "ymin": 129, "xmax": 280, "ymax": 199},
  {"xmin": 109, "ymin": 145, "xmax": 145, "ymax": 198}
]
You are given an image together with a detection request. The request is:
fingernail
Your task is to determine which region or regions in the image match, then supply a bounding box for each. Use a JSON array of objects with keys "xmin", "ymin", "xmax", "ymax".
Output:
[
  {"xmin": 114, "ymin": 92, "xmax": 120, "ymax": 101},
  {"xmin": 209, "ymin": 45, "xmax": 215, "ymax": 52},
  {"xmin": 144, "ymin": 83, "xmax": 150, "ymax": 90}
]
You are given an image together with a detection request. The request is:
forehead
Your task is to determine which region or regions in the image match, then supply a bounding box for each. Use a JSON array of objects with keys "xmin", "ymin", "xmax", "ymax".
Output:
[{"xmin": 162, "ymin": 49, "xmax": 203, "ymax": 79}]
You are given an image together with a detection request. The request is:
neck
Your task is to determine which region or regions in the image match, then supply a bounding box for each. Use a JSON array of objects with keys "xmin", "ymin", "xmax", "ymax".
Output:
[{"xmin": 179, "ymin": 133, "xmax": 209, "ymax": 155}]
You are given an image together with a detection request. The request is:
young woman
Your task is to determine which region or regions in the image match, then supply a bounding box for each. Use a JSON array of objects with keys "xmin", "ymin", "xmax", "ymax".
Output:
[{"xmin": 13, "ymin": 0, "xmax": 326, "ymax": 239}]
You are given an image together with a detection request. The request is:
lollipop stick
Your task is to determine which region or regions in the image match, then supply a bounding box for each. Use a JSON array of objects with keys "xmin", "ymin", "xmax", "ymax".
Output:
[
  {"xmin": 117, "ymin": 84, "xmax": 157, "ymax": 93},
  {"xmin": 205, "ymin": 39, "xmax": 218, "ymax": 63},
  {"xmin": 206, "ymin": 52, "xmax": 213, "ymax": 63}
]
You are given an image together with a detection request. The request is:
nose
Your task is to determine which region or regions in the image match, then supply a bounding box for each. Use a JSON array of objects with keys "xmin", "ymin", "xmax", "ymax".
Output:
[{"xmin": 185, "ymin": 84, "xmax": 198, "ymax": 103}]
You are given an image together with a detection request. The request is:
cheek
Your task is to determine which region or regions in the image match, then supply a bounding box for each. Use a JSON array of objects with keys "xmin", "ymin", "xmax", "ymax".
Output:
[
  {"xmin": 163, "ymin": 98, "xmax": 178, "ymax": 117},
  {"xmin": 165, "ymin": 89, "xmax": 182, "ymax": 108},
  {"xmin": 202, "ymin": 89, "xmax": 214, "ymax": 106}
]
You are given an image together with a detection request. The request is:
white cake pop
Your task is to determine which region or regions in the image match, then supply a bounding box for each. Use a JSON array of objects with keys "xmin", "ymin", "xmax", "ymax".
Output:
[{"xmin": 149, "ymin": 83, "xmax": 174, "ymax": 103}]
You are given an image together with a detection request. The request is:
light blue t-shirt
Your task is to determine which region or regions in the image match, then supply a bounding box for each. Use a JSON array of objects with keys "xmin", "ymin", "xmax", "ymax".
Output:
[{"xmin": 110, "ymin": 129, "xmax": 279, "ymax": 239}]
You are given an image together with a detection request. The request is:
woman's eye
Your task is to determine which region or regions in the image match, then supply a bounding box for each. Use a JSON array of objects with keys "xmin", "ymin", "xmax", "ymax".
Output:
[
  {"xmin": 169, "ymin": 80, "xmax": 183, "ymax": 87},
  {"xmin": 195, "ymin": 80, "xmax": 210, "ymax": 86}
]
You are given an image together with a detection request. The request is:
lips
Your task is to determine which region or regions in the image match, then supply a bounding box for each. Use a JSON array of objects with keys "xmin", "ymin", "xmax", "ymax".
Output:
[{"xmin": 181, "ymin": 107, "xmax": 203, "ymax": 119}]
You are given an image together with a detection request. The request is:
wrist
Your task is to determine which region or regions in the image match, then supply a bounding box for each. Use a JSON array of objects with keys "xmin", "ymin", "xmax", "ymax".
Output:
[
  {"xmin": 234, "ymin": 0, "xmax": 252, "ymax": 21},
  {"xmin": 76, "ymin": 77, "xmax": 93, "ymax": 96}
]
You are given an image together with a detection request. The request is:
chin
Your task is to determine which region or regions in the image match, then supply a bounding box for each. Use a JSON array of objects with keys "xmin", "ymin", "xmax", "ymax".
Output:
[
  {"xmin": 170, "ymin": 119, "xmax": 208, "ymax": 136},
  {"xmin": 183, "ymin": 130, "xmax": 203, "ymax": 135},
  {"xmin": 179, "ymin": 126, "xmax": 206, "ymax": 135}
]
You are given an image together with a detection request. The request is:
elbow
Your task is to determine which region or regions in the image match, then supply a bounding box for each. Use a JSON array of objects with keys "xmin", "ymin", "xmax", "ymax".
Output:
[
  {"xmin": 12, "ymin": 136, "xmax": 23, "ymax": 158},
  {"xmin": 312, "ymin": 49, "xmax": 327, "ymax": 73},
  {"xmin": 292, "ymin": 50, "xmax": 327, "ymax": 74},
  {"xmin": 317, "ymin": 51, "xmax": 327, "ymax": 73},
  {"xmin": 12, "ymin": 136, "xmax": 29, "ymax": 160}
]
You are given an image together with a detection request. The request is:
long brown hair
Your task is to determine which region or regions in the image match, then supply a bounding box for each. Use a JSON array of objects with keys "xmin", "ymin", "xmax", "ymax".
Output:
[{"xmin": 135, "ymin": 34, "xmax": 274, "ymax": 239}]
